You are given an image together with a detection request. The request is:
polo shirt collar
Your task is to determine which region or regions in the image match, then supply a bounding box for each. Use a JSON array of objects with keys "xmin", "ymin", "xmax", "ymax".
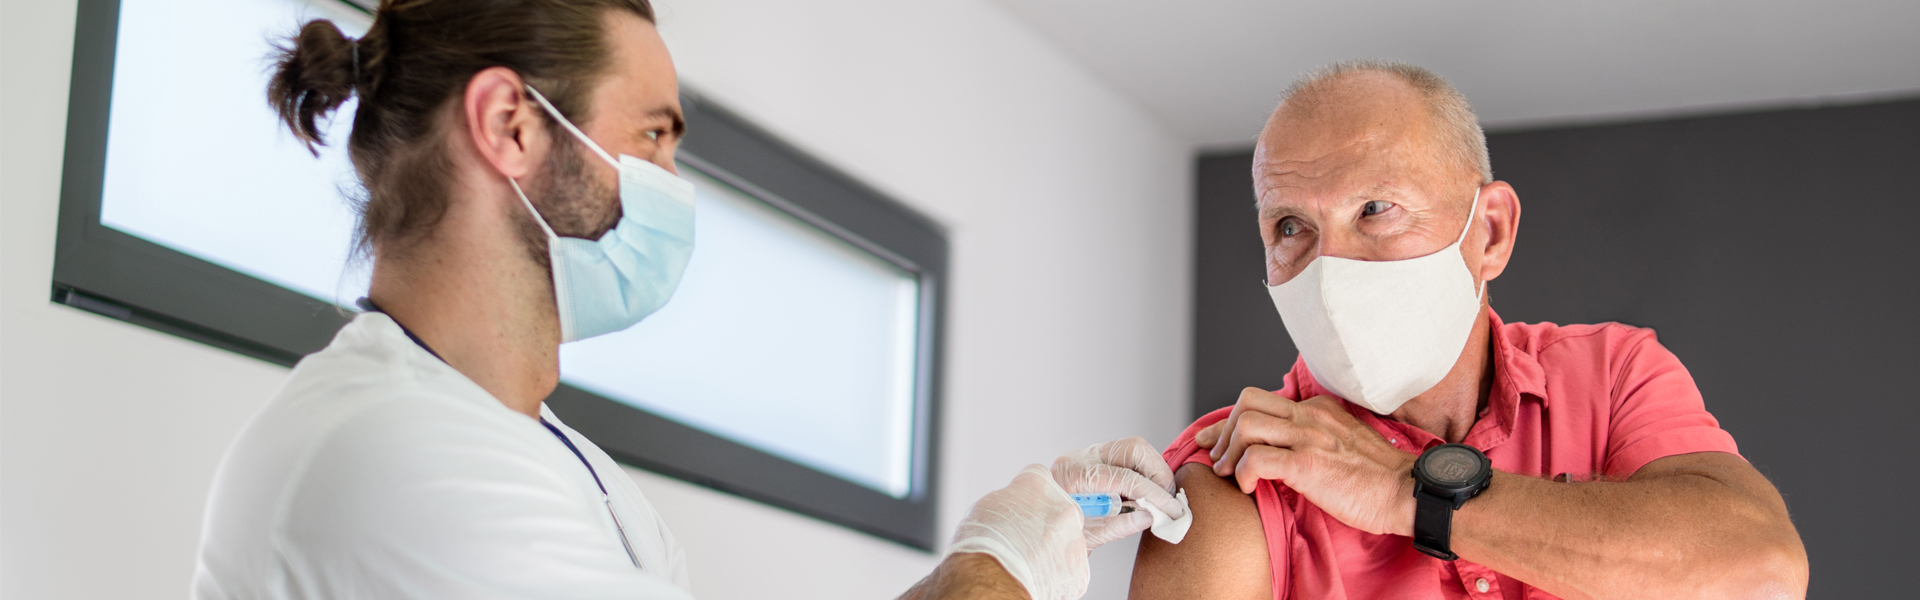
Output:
[{"xmin": 1489, "ymin": 308, "xmax": 1549, "ymax": 408}]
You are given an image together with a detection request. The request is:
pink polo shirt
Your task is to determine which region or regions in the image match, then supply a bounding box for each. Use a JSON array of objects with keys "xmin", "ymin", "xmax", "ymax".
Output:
[{"xmin": 1164, "ymin": 310, "xmax": 1741, "ymax": 600}]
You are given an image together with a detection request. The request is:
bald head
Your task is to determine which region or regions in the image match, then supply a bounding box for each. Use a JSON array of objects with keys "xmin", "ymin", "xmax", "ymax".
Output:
[{"xmin": 1267, "ymin": 60, "xmax": 1491, "ymax": 185}]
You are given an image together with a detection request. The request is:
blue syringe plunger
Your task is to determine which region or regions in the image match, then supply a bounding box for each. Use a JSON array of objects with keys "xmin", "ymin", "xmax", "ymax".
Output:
[{"xmin": 1070, "ymin": 492, "xmax": 1128, "ymax": 518}]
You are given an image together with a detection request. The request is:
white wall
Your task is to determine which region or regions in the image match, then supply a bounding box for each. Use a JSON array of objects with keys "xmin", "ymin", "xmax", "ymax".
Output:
[{"xmin": 0, "ymin": 0, "xmax": 1192, "ymax": 598}]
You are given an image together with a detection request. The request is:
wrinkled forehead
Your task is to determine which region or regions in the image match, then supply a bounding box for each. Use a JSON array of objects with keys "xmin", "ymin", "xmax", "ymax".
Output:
[
  {"xmin": 1255, "ymin": 70, "xmax": 1484, "ymax": 213},
  {"xmin": 1252, "ymin": 115, "xmax": 1444, "ymax": 215}
]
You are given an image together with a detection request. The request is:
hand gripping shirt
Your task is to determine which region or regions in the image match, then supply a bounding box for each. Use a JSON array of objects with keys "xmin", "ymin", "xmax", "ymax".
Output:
[
  {"xmin": 1164, "ymin": 310, "xmax": 1741, "ymax": 600},
  {"xmin": 192, "ymin": 313, "xmax": 694, "ymax": 600}
]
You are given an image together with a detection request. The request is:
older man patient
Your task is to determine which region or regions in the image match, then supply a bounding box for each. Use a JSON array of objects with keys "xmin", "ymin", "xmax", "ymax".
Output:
[{"xmin": 1130, "ymin": 61, "xmax": 1808, "ymax": 600}]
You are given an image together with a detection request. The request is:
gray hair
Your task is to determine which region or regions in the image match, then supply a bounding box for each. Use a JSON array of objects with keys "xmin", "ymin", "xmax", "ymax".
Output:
[{"xmin": 1278, "ymin": 59, "xmax": 1493, "ymax": 184}]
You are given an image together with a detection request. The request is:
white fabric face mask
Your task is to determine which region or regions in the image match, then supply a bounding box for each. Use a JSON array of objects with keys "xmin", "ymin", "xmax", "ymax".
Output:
[{"xmin": 1265, "ymin": 189, "xmax": 1486, "ymax": 415}]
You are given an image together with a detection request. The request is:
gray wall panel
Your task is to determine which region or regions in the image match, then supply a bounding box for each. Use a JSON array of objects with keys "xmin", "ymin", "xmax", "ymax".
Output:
[{"xmin": 1190, "ymin": 151, "xmax": 1295, "ymax": 416}]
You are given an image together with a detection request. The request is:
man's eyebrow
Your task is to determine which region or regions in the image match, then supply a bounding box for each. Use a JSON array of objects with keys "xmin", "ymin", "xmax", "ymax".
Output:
[
  {"xmin": 1257, "ymin": 200, "xmax": 1305, "ymax": 222},
  {"xmin": 1351, "ymin": 183, "xmax": 1402, "ymax": 205},
  {"xmin": 1254, "ymin": 183, "xmax": 1402, "ymax": 221}
]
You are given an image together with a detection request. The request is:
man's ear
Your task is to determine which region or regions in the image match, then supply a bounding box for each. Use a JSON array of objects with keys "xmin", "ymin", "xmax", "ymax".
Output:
[
  {"xmin": 461, "ymin": 66, "xmax": 546, "ymax": 182},
  {"xmin": 1474, "ymin": 181, "xmax": 1521, "ymax": 283}
]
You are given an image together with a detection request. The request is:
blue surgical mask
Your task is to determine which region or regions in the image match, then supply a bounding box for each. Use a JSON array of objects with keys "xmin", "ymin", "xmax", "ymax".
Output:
[{"xmin": 509, "ymin": 85, "xmax": 696, "ymax": 342}]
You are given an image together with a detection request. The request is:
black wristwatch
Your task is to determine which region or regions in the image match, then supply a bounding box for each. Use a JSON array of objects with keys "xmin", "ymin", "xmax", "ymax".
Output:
[{"xmin": 1410, "ymin": 443, "xmax": 1492, "ymax": 561}]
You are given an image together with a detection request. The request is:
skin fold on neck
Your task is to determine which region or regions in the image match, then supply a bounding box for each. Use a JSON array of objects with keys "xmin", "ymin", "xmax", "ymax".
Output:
[
  {"xmin": 363, "ymin": 106, "xmax": 566, "ymax": 420},
  {"xmin": 1388, "ymin": 304, "xmax": 1495, "ymax": 443}
]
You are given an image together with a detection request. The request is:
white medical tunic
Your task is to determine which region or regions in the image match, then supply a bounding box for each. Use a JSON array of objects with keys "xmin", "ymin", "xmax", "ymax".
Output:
[{"xmin": 192, "ymin": 313, "xmax": 694, "ymax": 599}]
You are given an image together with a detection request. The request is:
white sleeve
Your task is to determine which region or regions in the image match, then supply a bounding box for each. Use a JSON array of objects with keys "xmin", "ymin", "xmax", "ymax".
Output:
[{"xmin": 277, "ymin": 400, "xmax": 694, "ymax": 600}]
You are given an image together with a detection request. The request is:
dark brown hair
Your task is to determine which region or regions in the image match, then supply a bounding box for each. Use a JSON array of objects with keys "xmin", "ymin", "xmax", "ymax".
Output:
[{"xmin": 267, "ymin": 0, "xmax": 655, "ymax": 256}]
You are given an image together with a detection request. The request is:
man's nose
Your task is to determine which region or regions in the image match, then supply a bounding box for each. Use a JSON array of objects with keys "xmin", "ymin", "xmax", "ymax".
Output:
[
  {"xmin": 1268, "ymin": 226, "xmax": 1369, "ymax": 286},
  {"xmin": 1314, "ymin": 226, "xmax": 1372, "ymax": 261}
]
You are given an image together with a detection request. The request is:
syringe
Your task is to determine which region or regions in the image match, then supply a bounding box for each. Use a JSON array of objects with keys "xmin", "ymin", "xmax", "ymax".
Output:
[{"xmin": 1070, "ymin": 493, "xmax": 1137, "ymax": 518}]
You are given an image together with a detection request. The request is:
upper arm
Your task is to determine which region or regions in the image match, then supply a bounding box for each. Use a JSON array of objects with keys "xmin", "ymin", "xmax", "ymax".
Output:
[
  {"xmin": 1129, "ymin": 463, "xmax": 1273, "ymax": 600},
  {"xmin": 1601, "ymin": 330, "xmax": 1741, "ymax": 478}
]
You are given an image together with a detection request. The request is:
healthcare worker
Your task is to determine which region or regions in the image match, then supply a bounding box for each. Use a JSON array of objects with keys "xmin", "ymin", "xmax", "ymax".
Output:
[{"xmin": 191, "ymin": 1, "xmax": 1185, "ymax": 599}]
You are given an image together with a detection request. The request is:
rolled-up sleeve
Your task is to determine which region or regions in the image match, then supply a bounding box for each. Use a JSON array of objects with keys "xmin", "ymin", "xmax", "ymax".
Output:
[
  {"xmin": 1601, "ymin": 330, "xmax": 1742, "ymax": 479},
  {"xmin": 1161, "ymin": 385, "xmax": 1300, "ymax": 597}
]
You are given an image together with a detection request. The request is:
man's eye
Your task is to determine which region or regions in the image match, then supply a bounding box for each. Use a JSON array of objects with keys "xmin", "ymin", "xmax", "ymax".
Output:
[
  {"xmin": 1280, "ymin": 218, "xmax": 1301, "ymax": 237},
  {"xmin": 645, "ymin": 130, "xmax": 661, "ymax": 141},
  {"xmin": 1361, "ymin": 200, "xmax": 1392, "ymax": 216}
]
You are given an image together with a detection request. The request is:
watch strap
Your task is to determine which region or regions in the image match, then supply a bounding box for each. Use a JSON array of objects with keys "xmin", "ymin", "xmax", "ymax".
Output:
[{"xmin": 1412, "ymin": 488, "xmax": 1459, "ymax": 561}]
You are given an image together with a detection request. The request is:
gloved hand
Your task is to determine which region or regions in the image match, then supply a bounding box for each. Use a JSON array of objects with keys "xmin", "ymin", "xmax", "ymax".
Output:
[
  {"xmin": 1051, "ymin": 436, "xmax": 1186, "ymax": 548},
  {"xmin": 948, "ymin": 465, "xmax": 1089, "ymax": 600}
]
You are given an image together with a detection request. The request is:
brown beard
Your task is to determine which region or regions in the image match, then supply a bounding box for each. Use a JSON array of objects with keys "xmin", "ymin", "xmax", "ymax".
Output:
[{"xmin": 515, "ymin": 134, "xmax": 622, "ymax": 270}]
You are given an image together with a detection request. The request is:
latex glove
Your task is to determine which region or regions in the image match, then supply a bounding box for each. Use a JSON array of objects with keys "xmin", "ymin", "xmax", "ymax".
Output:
[
  {"xmin": 948, "ymin": 465, "xmax": 1090, "ymax": 600},
  {"xmin": 1051, "ymin": 436, "xmax": 1186, "ymax": 548}
]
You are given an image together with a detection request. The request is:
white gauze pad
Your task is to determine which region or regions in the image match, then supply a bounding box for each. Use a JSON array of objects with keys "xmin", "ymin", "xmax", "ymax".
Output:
[{"xmin": 1139, "ymin": 488, "xmax": 1193, "ymax": 544}]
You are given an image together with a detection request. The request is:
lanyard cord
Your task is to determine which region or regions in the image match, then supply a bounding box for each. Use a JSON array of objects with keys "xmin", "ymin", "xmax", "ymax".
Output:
[
  {"xmin": 539, "ymin": 418, "xmax": 610, "ymax": 496},
  {"xmin": 539, "ymin": 419, "xmax": 642, "ymax": 568},
  {"xmin": 355, "ymin": 298, "xmax": 642, "ymax": 568},
  {"xmin": 356, "ymin": 298, "xmax": 444, "ymax": 362}
]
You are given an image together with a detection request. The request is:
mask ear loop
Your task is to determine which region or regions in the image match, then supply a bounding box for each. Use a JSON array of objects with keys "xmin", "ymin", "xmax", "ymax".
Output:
[
  {"xmin": 1460, "ymin": 186, "xmax": 1486, "ymax": 300},
  {"xmin": 522, "ymin": 84, "xmax": 622, "ymax": 170},
  {"xmin": 512, "ymin": 84, "xmax": 603, "ymax": 237},
  {"xmin": 508, "ymin": 179, "xmax": 559, "ymax": 241},
  {"xmin": 509, "ymin": 176, "xmax": 574, "ymax": 340}
]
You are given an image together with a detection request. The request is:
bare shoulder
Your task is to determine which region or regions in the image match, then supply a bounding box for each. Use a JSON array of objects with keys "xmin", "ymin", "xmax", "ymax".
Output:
[{"xmin": 1129, "ymin": 463, "xmax": 1273, "ymax": 600}]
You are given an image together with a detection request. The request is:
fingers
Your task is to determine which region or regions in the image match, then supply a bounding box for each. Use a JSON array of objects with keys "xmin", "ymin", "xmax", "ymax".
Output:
[
  {"xmin": 1298, "ymin": 395, "xmax": 1348, "ymax": 417},
  {"xmin": 1212, "ymin": 410, "xmax": 1312, "ymax": 478},
  {"xmin": 1233, "ymin": 445, "xmax": 1297, "ymax": 494},
  {"xmin": 1014, "ymin": 463, "xmax": 1052, "ymax": 486},
  {"xmin": 1209, "ymin": 388, "xmax": 1296, "ymax": 462},
  {"xmin": 1107, "ymin": 468, "xmax": 1184, "ymax": 520},
  {"xmin": 1082, "ymin": 511, "xmax": 1153, "ymax": 549},
  {"xmin": 1059, "ymin": 463, "xmax": 1184, "ymax": 519},
  {"xmin": 1093, "ymin": 436, "xmax": 1176, "ymax": 493},
  {"xmin": 1053, "ymin": 437, "xmax": 1188, "ymax": 520},
  {"xmin": 1109, "ymin": 510, "xmax": 1154, "ymax": 533},
  {"xmin": 1012, "ymin": 463, "xmax": 1076, "ymax": 507},
  {"xmin": 1206, "ymin": 389, "xmax": 1255, "ymax": 459},
  {"xmin": 1195, "ymin": 421, "xmax": 1222, "ymax": 449}
]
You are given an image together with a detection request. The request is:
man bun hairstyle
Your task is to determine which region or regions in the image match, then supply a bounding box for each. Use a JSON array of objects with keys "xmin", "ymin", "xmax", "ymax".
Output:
[
  {"xmin": 269, "ymin": 20, "xmax": 365, "ymax": 153},
  {"xmin": 267, "ymin": 0, "xmax": 655, "ymax": 257}
]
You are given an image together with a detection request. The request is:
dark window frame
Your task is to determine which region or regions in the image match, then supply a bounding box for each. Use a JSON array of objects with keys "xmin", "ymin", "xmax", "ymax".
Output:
[{"xmin": 54, "ymin": 0, "xmax": 947, "ymax": 551}]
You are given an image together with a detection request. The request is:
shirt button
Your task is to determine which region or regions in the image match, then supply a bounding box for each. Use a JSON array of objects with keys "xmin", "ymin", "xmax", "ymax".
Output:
[{"xmin": 1475, "ymin": 578, "xmax": 1490, "ymax": 593}]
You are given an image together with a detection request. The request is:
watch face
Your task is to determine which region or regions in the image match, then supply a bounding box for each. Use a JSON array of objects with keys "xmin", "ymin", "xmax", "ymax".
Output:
[{"xmin": 1422, "ymin": 446, "xmax": 1482, "ymax": 486}]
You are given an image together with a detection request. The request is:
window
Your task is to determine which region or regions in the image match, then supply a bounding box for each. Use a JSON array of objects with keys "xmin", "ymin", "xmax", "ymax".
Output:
[
  {"xmin": 56, "ymin": 0, "xmax": 946, "ymax": 549},
  {"xmin": 562, "ymin": 166, "xmax": 923, "ymax": 497}
]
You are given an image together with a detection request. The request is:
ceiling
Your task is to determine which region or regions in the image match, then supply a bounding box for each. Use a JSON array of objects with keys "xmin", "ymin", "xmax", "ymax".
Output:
[{"xmin": 989, "ymin": 0, "xmax": 1920, "ymax": 148}]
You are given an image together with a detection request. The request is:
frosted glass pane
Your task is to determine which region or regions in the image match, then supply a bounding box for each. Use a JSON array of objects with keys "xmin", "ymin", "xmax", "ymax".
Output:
[
  {"xmin": 560, "ymin": 170, "xmax": 921, "ymax": 498},
  {"xmin": 100, "ymin": 0, "xmax": 372, "ymax": 307}
]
